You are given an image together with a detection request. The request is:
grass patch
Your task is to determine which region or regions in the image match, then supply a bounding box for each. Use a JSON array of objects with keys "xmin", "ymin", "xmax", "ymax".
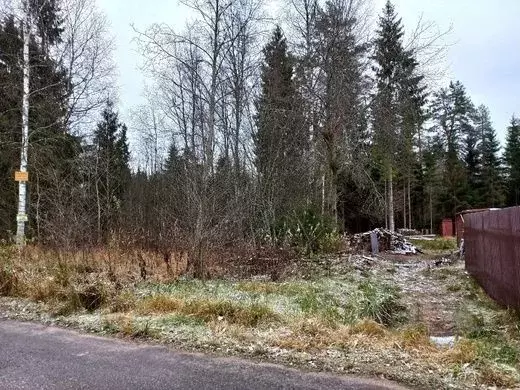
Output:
[
  {"xmin": 350, "ymin": 319, "xmax": 387, "ymax": 337},
  {"xmin": 113, "ymin": 316, "xmax": 159, "ymax": 339},
  {"xmin": 442, "ymin": 338, "xmax": 478, "ymax": 364},
  {"xmin": 348, "ymin": 280, "xmax": 404, "ymax": 325},
  {"xmin": 409, "ymin": 237, "xmax": 457, "ymax": 251},
  {"xmin": 157, "ymin": 314, "xmax": 206, "ymax": 327},
  {"xmin": 398, "ymin": 323, "xmax": 432, "ymax": 349},
  {"xmin": 236, "ymin": 281, "xmax": 314, "ymax": 297},
  {"xmin": 478, "ymin": 362, "xmax": 519, "ymax": 388},
  {"xmin": 137, "ymin": 295, "xmax": 184, "ymax": 314},
  {"xmin": 446, "ymin": 283, "xmax": 462, "ymax": 292},
  {"xmin": 137, "ymin": 294, "xmax": 278, "ymax": 327}
]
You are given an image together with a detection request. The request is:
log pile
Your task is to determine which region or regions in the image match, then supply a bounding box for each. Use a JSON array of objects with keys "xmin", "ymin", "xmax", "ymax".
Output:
[{"xmin": 349, "ymin": 228, "xmax": 421, "ymax": 255}]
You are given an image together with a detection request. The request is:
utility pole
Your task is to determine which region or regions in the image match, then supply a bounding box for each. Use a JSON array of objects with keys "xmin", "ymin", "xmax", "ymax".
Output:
[{"xmin": 16, "ymin": 5, "xmax": 31, "ymax": 245}]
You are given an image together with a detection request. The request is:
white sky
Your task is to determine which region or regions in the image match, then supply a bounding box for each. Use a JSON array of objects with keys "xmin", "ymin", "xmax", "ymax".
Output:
[{"xmin": 97, "ymin": 0, "xmax": 520, "ymax": 145}]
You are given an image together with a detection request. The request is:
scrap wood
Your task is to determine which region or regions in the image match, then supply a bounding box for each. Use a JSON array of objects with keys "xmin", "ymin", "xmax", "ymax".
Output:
[{"xmin": 349, "ymin": 228, "xmax": 421, "ymax": 255}]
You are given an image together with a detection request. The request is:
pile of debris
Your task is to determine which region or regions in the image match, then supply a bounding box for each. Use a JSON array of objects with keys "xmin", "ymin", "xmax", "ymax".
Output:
[{"xmin": 349, "ymin": 228, "xmax": 421, "ymax": 255}]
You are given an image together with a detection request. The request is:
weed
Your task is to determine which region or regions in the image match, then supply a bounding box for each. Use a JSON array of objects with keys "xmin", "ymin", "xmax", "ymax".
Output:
[
  {"xmin": 77, "ymin": 281, "xmax": 108, "ymax": 311},
  {"xmin": 479, "ymin": 339, "xmax": 519, "ymax": 365},
  {"xmin": 297, "ymin": 290, "xmax": 321, "ymax": 313},
  {"xmin": 0, "ymin": 246, "xmax": 20, "ymax": 296},
  {"xmin": 183, "ymin": 299, "xmax": 277, "ymax": 327},
  {"xmin": 130, "ymin": 321, "xmax": 158, "ymax": 339},
  {"xmin": 236, "ymin": 282, "xmax": 281, "ymax": 295},
  {"xmin": 109, "ymin": 315, "xmax": 158, "ymax": 339},
  {"xmin": 0, "ymin": 264, "xmax": 19, "ymax": 296},
  {"xmin": 137, "ymin": 294, "xmax": 278, "ymax": 327},
  {"xmin": 351, "ymin": 280, "xmax": 404, "ymax": 325},
  {"xmin": 158, "ymin": 314, "xmax": 205, "ymax": 327}
]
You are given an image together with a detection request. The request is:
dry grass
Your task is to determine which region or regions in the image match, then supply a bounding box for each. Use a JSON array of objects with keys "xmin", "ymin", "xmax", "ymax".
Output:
[
  {"xmin": 104, "ymin": 314, "xmax": 159, "ymax": 339},
  {"xmin": 135, "ymin": 294, "xmax": 278, "ymax": 327},
  {"xmin": 398, "ymin": 323, "xmax": 432, "ymax": 350},
  {"xmin": 441, "ymin": 339, "xmax": 478, "ymax": 364},
  {"xmin": 478, "ymin": 362, "xmax": 519, "ymax": 388},
  {"xmin": 350, "ymin": 319, "xmax": 387, "ymax": 337},
  {"xmin": 137, "ymin": 295, "xmax": 184, "ymax": 314},
  {"xmin": 3, "ymin": 244, "xmax": 520, "ymax": 389}
]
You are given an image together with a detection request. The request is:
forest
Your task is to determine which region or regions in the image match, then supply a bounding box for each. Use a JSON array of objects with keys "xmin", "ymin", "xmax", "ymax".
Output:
[{"xmin": 1, "ymin": 0, "xmax": 520, "ymax": 273}]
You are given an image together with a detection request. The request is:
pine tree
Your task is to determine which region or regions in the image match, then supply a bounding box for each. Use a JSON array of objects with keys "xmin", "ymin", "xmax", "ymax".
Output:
[
  {"xmin": 254, "ymin": 26, "xmax": 308, "ymax": 225},
  {"xmin": 505, "ymin": 116, "xmax": 520, "ymax": 206}
]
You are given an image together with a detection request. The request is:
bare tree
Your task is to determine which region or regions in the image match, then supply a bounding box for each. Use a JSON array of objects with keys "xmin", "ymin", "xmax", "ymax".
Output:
[{"xmin": 57, "ymin": 0, "xmax": 116, "ymax": 133}]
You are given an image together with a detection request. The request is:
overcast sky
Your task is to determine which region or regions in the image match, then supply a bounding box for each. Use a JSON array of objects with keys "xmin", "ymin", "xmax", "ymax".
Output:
[{"xmin": 97, "ymin": 0, "xmax": 520, "ymax": 145}]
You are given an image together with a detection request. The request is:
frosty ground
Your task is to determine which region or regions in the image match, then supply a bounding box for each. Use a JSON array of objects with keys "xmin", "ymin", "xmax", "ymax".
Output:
[{"xmin": 1, "ymin": 240, "xmax": 519, "ymax": 390}]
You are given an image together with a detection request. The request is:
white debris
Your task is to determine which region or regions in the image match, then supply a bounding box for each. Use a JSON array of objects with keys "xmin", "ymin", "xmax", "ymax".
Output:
[{"xmin": 430, "ymin": 336, "xmax": 456, "ymax": 348}]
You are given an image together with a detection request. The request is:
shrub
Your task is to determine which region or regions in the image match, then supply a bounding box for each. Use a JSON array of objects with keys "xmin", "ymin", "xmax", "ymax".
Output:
[{"xmin": 272, "ymin": 208, "xmax": 342, "ymax": 254}]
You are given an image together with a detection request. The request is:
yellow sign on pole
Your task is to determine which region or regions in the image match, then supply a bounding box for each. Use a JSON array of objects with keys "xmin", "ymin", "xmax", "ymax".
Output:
[{"xmin": 14, "ymin": 171, "xmax": 29, "ymax": 182}]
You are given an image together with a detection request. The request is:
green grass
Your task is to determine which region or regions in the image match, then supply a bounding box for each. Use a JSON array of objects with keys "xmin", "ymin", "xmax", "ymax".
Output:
[
  {"xmin": 133, "ymin": 277, "xmax": 405, "ymax": 327},
  {"xmin": 409, "ymin": 237, "xmax": 457, "ymax": 251}
]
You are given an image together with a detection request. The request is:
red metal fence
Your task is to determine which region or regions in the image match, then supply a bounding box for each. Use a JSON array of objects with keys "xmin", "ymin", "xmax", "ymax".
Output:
[{"xmin": 464, "ymin": 207, "xmax": 520, "ymax": 308}]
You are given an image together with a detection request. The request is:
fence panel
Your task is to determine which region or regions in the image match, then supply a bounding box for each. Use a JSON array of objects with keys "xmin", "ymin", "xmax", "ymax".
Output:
[{"xmin": 464, "ymin": 207, "xmax": 520, "ymax": 308}]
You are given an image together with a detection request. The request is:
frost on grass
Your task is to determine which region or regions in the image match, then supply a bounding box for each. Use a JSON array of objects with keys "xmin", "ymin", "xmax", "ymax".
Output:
[{"xmin": 2, "ymin": 247, "xmax": 520, "ymax": 389}]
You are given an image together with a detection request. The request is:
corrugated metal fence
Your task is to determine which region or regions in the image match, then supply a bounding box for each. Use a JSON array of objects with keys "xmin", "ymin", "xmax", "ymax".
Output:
[{"xmin": 464, "ymin": 207, "xmax": 520, "ymax": 308}]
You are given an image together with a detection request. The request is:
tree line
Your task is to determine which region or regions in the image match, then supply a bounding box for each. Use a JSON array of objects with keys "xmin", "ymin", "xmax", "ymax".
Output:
[{"xmin": 1, "ymin": 0, "xmax": 520, "ymax": 272}]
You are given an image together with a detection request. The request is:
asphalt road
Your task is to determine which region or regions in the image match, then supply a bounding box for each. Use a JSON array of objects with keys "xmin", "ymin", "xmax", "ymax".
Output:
[{"xmin": 0, "ymin": 319, "xmax": 408, "ymax": 390}]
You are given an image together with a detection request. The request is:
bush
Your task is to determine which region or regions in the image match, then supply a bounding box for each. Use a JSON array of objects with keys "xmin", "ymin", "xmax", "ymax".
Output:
[{"xmin": 272, "ymin": 209, "xmax": 342, "ymax": 254}]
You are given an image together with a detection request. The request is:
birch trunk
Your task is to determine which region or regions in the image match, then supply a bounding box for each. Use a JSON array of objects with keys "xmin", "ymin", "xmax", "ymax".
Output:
[
  {"xmin": 16, "ymin": 9, "xmax": 31, "ymax": 245},
  {"xmin": 388, "ymin": 165, "xmax": 395, "ymax": 232}
]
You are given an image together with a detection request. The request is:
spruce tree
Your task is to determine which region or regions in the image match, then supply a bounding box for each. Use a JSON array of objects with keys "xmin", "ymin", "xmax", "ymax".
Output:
[
  {"xmin": 476, "ymin": 105, "xmax": 504, "ymax": 207},
  {"xmin": 314, "ymin": 0, "xmax": 367, "ymax": 224},
  {"xmin": 464, "ymin": 109, "xmax": 480, "ymax": 207},
  {"xmin": 429, "ymin": 81, "xmax": 474, "ymax": 217},
  {"xmin": 93, "ymin": 101, "xmax": 130, "ymax": 241},
  {"xmin": 254, "ymin": 26, "xmax": 307, "ymax": 225},
  {"xmin": 372, "ymin": 0, "xmax": 424, "ymax": 230},
  {"xmin": 505, "ymin": 116, "xmax": 520, "ymax": 206}
]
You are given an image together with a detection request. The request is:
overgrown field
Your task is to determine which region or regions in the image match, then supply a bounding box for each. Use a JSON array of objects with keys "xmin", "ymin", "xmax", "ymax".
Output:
[{"xmin": 1, "ymin": 242, "xmax": 519, "ymax": 389}]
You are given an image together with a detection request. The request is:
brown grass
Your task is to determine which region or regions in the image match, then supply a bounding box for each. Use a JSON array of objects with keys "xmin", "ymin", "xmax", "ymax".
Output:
[
  {"xmin": 136, "ymin": 294, "xmax": 278, "ymax": 327},
  {"xmin": 478, "ymin": 363, "xmax": 519, "ymax": 388},
  {"xmin": 273, "ymin": 318, "xmax": 392, "ymax": 352},
  {"xmin": 137, "ymin": 295, "xmax": 184, "ymax": 314},
  {"xmin": 0, "ymin": 245, "xmax": 190, "ymax": 314},
  {"xmin": 398, "ymin": 324, "xmax": 433, "ymax": 350},
  {"xmin": 351, "ymin": 319, "xmax": 388, "ymax": 337},
  {"xmin": 441, "ymin": 339, "xmax": 478, "ymax": 364}
]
